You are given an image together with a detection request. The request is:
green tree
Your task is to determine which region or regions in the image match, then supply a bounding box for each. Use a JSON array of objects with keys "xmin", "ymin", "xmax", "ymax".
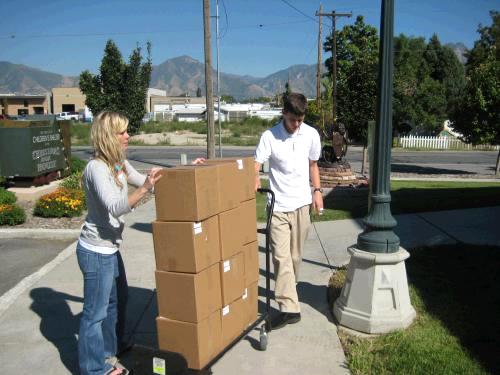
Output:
[
  {"xmin": 281, "ymin": 81, "xmax": 292, "ymax": 104},
  {"xmin": 393, "ymin": 35, "xmax": 427, "ymax": 134},
  {"xmin": 221, "ymin": 94, "xmax": 236, "ymax": 103},
  {"xmin": 451, "ymin": 11, "xmax": 500, "ymax": 174},
  {"xmin": 196, "ymin": 87, "xmax": 202, "ymax": 97},
  {"xmin": 79, "ymin": 40, "xmax": 152, "ymax": 134},
  {"xmin": 324, "ymin": 15, "xmax": 379, "ymax": 143},
  {"xmin": 393, "ymin": 34, "xmax": 465, "ymax": 135}
]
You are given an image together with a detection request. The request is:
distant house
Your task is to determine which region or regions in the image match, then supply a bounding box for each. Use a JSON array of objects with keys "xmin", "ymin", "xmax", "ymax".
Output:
[
  {"xmin": 0, "ymin": 93, "xmax": 51, "ymax": 117},
  {"xmin": 175, "ymin": 107, "xmax": 206, "ymax": 122}
]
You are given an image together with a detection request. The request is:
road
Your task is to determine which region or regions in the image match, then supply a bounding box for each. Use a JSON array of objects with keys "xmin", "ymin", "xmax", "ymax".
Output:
[
  {"xmin": 73, "ymin": 146, "xmax": 499, "ymax": 176},
  {"xmin": 0, "ymin": 238, "xmax": 74, "ymax": 296}
]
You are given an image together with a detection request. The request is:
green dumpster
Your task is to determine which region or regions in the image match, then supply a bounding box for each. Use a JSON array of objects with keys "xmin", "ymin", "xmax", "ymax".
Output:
[{"xmin": 0, "ymin": 119, "xmax": 69, "ymax": 178}]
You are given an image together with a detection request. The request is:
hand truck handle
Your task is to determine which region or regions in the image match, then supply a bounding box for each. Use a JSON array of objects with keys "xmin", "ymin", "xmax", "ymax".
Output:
[{"xmin": 257, "ymin": 188, "xmax": 275, "ymax": 235}]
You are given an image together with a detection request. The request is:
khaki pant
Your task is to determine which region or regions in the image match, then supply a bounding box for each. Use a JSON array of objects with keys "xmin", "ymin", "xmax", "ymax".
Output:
[{"xmin": 270, "ymin": 204, "xmax": 311, "ymax": 313}]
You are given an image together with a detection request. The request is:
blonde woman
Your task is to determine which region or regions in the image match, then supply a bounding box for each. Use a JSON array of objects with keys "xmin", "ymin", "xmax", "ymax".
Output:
[{"xmin": 77, "ymin": 111, "xmax": 162, "ymax": 375}]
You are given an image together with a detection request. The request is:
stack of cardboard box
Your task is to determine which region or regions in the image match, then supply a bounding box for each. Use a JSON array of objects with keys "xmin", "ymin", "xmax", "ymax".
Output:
[{"xmin": 152, "ymin": 157, "xmax": 258, "ymax": 370}]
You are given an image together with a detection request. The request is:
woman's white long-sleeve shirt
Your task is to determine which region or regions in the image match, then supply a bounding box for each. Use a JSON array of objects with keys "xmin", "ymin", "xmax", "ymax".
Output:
[{"xmin": 78, "ymin": 159, "xmax": 146, "ymax": 254}]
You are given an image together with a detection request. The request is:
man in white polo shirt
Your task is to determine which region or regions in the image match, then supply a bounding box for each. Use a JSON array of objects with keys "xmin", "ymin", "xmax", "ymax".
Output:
[{"xmin": 254, "ymin": 93, "xmax": 323, "ymax": 330}]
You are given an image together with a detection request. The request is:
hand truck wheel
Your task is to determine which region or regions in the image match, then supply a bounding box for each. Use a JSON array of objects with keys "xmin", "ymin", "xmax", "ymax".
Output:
[{"xmin": 259, "ymin": 324, "xmax": 268, "ymax": 351}]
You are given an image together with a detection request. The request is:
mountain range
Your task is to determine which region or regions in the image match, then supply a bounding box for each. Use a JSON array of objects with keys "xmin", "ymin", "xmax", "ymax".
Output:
[
  {"xmin": 0, "ymin": 56, "xmax": 322, "ymax": 100},
  {"xmin": 0, "ymin": 42, "xmax": 467, "ymax": 100}
]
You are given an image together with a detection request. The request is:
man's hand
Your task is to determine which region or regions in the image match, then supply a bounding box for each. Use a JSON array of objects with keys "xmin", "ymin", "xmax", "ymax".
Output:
[
  {"xmin": 254, "ymin": 161, "xmax": 262, "ymax": 191},
  {"xmin": 192, "ymin": 157, "xmax": 206, "ymax": 165},
  {"xmin": 312, "ymin": 190, "xmax": 324, "ymax": 215}
]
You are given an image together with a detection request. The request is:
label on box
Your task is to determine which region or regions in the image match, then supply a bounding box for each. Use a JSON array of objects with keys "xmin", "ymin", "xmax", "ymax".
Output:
[
  {"xmin": 153, "ymin": 357, "xmax": 166, "ymax": 375},
  {"xmin": 193, "ymin": 222, "xmax": 202, "ymax": 235},
  {"xmin": 242, "ymin": 288, "xmax": 248, "ymax": 300},
  {"xmin": 223, "ymin": 260, "xmax": 231, "ymax": 273},
  {"xmin": 236, "ymin": 159, "xmax": 243, "ymax": 170},
  {"xmin": 222, "ymin": 305, "xmax": 230, "ymax": 316}
]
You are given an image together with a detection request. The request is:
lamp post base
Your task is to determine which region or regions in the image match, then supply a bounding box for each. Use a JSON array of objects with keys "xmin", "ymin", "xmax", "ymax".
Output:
[{"xmin": 333, "ymin": 247, "xmax": 416, "ymax": 334}]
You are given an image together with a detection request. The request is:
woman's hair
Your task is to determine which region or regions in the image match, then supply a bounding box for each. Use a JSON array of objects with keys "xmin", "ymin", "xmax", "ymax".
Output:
[{"xmin": 91, "ymin": 111, "xmax": 129, "ymax": 188}]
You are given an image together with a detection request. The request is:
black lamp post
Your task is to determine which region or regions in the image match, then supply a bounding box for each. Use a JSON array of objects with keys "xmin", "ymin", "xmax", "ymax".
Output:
[{"xmin": 357, "ymin": 0, "xmax": 399, "ymax": 253}]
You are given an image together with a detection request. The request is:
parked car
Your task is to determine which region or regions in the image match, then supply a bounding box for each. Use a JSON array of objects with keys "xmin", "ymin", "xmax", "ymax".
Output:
[{"xmin": 56, "ymin": 112, "xmax": 80, "ymax": 121}]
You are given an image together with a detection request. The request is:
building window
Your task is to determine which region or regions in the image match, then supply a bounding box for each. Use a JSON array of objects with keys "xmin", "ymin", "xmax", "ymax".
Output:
[
  {"xmin": 24, "ymin": 100, "xmax": 28, "ymax": 107},
  {"xmin": 34, "ymin": 107, "xmax": 44, "ymax": 114},
  {"xmin": 18, "ymin": 109, "xmax": 28, "ymax": 116},
  {"xmin": 62, "ymin": 104, "xmax": 75, "ymax": 112}
]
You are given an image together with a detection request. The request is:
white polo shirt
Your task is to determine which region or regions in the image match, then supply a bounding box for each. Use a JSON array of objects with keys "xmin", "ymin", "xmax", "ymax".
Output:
[{"xmin": 255, "ymin": 121, "xmax": 321, "ymax": 212}]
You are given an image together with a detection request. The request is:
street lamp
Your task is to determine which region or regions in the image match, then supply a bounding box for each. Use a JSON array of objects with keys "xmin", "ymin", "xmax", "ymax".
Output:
[{"xmin": 333, "ymin": 0, "xmax": 415, "ymax": 334}]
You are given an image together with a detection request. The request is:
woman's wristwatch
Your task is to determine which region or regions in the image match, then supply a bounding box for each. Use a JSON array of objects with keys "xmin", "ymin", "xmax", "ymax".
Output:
[{"xmin": 313, "ymin": 187, "xmax": 323, "ymax": 194}]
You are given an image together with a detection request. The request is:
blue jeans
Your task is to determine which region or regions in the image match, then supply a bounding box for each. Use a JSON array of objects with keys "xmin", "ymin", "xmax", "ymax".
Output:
[{"xmin": 77, "ymin": 243, "xmax": 128, "ymax": 375}]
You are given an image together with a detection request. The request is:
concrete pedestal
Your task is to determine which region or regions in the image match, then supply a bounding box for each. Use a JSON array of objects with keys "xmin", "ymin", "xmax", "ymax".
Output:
[{"xmin": 333, "ymin": 247, "xmax": 416, "ymax": 334}]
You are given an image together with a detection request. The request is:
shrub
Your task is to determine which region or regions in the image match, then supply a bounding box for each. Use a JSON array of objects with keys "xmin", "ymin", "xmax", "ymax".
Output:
[
  {"xmin": 0, "ymin": 187, "xmax": 16, "ymax": 205},
  {"xmin": 0, "ymin": 204, "xmax": 26, "ymax": 225},
  {"xmin": 70, "ymin": 156, "xmax": 87, "ymax": 174},
  {"xmin": 34, "ymin": 188, "xmax": 86, "ymax": 218},
  {"xmin": 60, "ymin": 172, "xmax": 83, "ymax": 190}
]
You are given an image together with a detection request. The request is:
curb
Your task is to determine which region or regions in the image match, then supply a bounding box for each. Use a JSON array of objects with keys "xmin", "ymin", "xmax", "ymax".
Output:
[{"xmin": 0, "ymin": 228, "xmax": 80, "ymax": 240}]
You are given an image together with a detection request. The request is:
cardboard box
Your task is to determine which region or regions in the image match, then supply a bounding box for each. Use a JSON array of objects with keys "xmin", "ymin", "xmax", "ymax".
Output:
[
  {"xmin": 241, "ymin": 282, "xmax": 259, "ymax": 329},
  {"xmin": 218, "ymin": 199, "xmax": 257, "ymax": 259},
  {"xmin": 240, "ymin": 198, "xmax": 257, "ymax": 245},
  {"xmin": 220, "ymin": 297, "xmax": 246, "ymax": 347},
  {"xmin": 218, "ymin": 206, "xmax": 243, "ymax": 259},
  {"xmin": 154, "ymin": 165, "xmax": 220, "ymax": 221},
  {"xmin": 205, "ymin": 162, "xmax": 241, "ymax": 212},
  {"xmin": 204, "ymin": 157, "xmax": 255, "ymax": 202},
  {"xmin": 243, "ymin": 241, "xmax": 259, "ymax": 285},
  {"xmin": 156, "ymin": 310, "xmax": 222, "ymax": 370},
  {"xmin": 152, "ymin": 216, "xmax": 220, "ymax": 273},
  {"xmin": 155, "ymin": 263, "xmax": 222, "ymax": 323},
  {"xmin": 220, "ymin": 252, "xmax": 245, "ymax": 306}
]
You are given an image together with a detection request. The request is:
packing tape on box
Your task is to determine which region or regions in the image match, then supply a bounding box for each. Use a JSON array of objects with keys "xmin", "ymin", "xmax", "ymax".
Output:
[
  {"xmin": 223, "ymin": 260, "xmax": 231, "ymax": 273},
  {"xmin": 242, "ymin": 288, "xmax": 248, "ymax": 300},
  {"xmin": 236, "ymin": 159, "xmax": 243, "ymax": 170},
  {"xmin": 222, "ymin": 305, "xmax": 230, "ymax": 316}
]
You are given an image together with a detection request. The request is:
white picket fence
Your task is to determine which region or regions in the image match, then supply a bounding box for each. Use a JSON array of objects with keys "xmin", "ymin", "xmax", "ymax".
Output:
[{"xmin": 398, "ymin": 135, "xmax": 499, "ymax": 150}]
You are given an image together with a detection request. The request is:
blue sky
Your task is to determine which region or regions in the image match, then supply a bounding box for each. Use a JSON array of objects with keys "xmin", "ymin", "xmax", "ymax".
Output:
[{"xmin": 0, "ymin": 0, "xmax": 497, "ymax": 78}]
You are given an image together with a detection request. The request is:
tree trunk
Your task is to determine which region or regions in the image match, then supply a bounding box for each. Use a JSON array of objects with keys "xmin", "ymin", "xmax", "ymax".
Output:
[
  {"xmin": 361, "ymin": 145, "xmax": 368, "ymax": 175},
  {"xmin": 496, "ymin": 148, "xmax": 500, "ymax": 176}
]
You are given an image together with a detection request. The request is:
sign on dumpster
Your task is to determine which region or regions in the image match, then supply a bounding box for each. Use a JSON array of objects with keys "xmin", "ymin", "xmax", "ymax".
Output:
[{"xmin": 0, "ymin": 120, "xmax": 68, "ymax": 178}]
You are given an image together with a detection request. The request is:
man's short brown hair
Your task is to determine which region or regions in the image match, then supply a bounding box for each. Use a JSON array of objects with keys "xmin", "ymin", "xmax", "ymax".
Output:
[{"xmin": 283, "ymin": 93, "xmax": 307, "ymax": 116}]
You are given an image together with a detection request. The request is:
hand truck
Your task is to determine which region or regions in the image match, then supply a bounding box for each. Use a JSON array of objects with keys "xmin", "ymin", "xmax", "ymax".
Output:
[{"xmin": 122, "ymin": 188, "xmax": 275, "ymax": 374}]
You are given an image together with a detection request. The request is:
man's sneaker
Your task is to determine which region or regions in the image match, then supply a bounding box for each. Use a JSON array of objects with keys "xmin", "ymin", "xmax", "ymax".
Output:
[{"xmin": 270, "ymin": 312, "xmax": 301, "ymax": 330}]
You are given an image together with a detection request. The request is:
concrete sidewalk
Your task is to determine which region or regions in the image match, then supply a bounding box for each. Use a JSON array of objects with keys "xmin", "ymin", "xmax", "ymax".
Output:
[{"xmin": 0, "ymin": 202, "xmax": 499, "ymax": 374}]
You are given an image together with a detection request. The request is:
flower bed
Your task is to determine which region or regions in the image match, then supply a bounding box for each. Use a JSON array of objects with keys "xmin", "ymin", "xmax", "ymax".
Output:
[{"xmin": 34, "ymin": 188, "xmax": 86, "ymax": 218}]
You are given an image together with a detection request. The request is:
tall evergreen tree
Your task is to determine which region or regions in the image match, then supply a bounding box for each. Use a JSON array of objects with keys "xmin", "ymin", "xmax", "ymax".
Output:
[
  {"xmin": 79, "ymin": 40, "xmax": 152, "ymax": 134},
  {"xmin": 451, "ymin": 11, "xmax": 500, "ymax": 174}
]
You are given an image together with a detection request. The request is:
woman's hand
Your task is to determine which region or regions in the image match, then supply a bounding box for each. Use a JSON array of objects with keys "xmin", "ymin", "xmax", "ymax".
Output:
[{"xmin": 143, "ymin": 167, "xmax": 163, "ymax": 190}]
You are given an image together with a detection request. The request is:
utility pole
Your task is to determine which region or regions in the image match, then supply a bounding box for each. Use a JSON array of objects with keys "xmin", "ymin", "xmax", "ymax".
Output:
[
  {"xmin": 316, "ymin": 9, "xmax": 352, "ymax": 127},
  {"xmin": 203, "ymin": 0, "xmax": 215, "ymax": 159},
  {"xmin": 316, "ymin": 4, "xmax": 323, "ymax": 109},
  {"xmin": 215, "ymin": 0, "xmax": 222, "ymax": 157}
]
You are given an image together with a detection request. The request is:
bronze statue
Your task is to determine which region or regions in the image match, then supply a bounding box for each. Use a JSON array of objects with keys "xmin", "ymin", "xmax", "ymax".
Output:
[{"xmin": 320, "ymin": 122, "xmax": 349, "ymax": 164}]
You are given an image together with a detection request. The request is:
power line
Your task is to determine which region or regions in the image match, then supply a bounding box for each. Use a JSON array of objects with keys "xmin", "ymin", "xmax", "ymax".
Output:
[
  {"xmin": 219, "ymin": 0, "xmax": 229, "ymax": 39},
  {"xmin": 0, "ymin": 19, "xmax": 313, "ymax": 40},
  {"xmin": 278, "ymin": 0, "xmax": 318, "ymax": 23}
]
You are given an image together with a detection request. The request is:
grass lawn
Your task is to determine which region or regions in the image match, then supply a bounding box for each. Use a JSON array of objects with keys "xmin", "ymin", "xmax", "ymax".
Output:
[
  {"xmin": 254, "ymin": 180, "xmax": 500, "ymax": 222},
  {"xmin": 329, "ymin": 244, "xmax": 500, "ymax": 375}
]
